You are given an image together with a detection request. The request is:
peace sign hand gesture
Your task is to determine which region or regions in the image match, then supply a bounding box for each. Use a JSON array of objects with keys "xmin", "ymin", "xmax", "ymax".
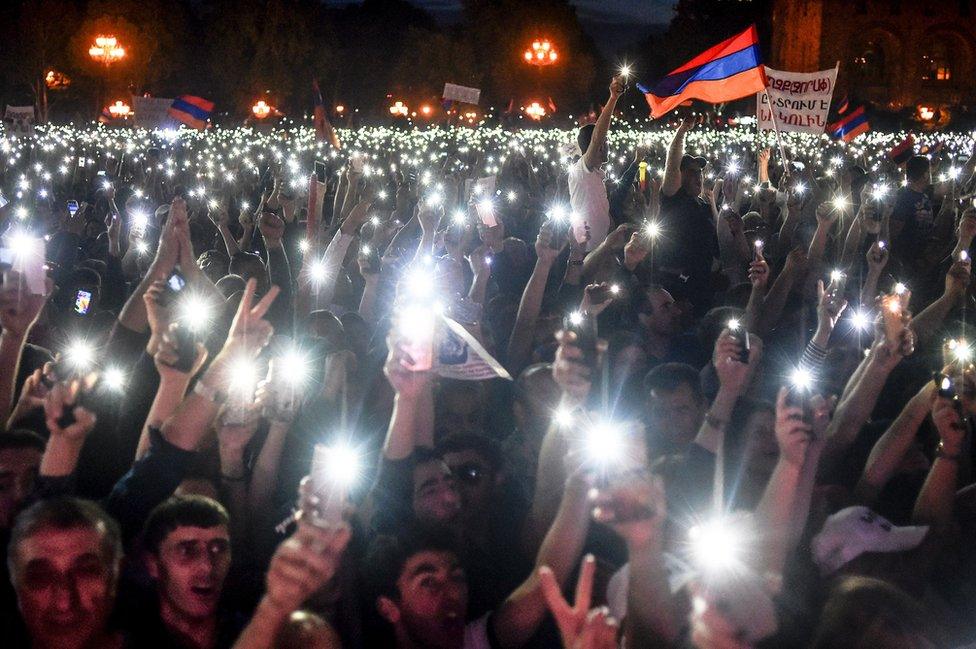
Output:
[{"xmin": 540, "ymin": 555, "xmax": 617, "ymax": 649}]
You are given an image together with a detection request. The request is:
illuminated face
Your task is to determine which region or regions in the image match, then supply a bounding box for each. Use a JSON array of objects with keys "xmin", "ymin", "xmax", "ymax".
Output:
[
  {"xmin": 147, "ymin": 525, "xmax": 231, "ymax": 622},
  {"xmin": 638, "ymin": 288, "xmax": 680, "ymax": 337},
  {"xmin": 0, "ymin": 446, "xmax": 41, "ymax": 530},
  {"xmin": 442, "ymin": 449, "xmax": 495, "ymax": 517},
  {"xmin": 412, "ymin": 461, "xmax": 461, "ymax": 526},
  {"xmin": 380, "ymin": 550, "xmax": 467, "ymax": 649},
  {"xmin": 647, "ymin": 382, "xmax": 705, "ymax": 451},
  {"xmin": 13, "ymin": 526, "xmax": 117, "ymax": 649}
]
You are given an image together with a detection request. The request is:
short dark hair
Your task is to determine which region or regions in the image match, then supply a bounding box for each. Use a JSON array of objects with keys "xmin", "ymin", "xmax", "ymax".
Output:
[
  {"xmin": 363, "ymin": 525, "xmax": 461, "ymax": 604},
  {"xmin": 436, "ymin": 433, "xmax": 502, "ymax": 472},
  {"xmin": 0, "ymin": 429, "xmax": 46, "ymax": 453},
  {"xmin": 8, "ymin": 497, "xmax": 122, "ymax": 583},
  {"xmin": 905, "ymin": 156, "xmax": 930, "ymax": 182},
  {"xmin": 229, "ymin": 251, "xmax": 265, "ymax": 276},
  {"xmin": 577, "ymin": 123, "xmax": 596, "ymax": 155},
  {"xmin": 643, "ymin": 363, "xmax": 704, "ymax": 402},
  {"xmin": 141, "ymin": 495, "xmax": 229, "ymax": 556}
]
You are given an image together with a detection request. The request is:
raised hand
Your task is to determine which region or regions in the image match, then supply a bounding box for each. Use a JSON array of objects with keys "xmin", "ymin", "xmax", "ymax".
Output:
[
  {"xmin": 816, "ymin": 280, "xmax": 848, "ymax": 332},
  {"xmin": 259, "ymin": 211, "xmax": 286, "ymax": 247},
  {"xmin": 774, "ymin": 387, "xmax": 813, "ymax": 467},
  {"xmin": 623, "ymin": 232, "xmax": 649, "ymax": 270},
  {"xmin": 43, "ymin": 380, "xmax": 96, "ymax": 442},
  {"xmin": 932, "ymin": 395, "xmax": 965, "ymax": 457},
  {"xmin": 748, "ymin": 259, "xmax": 769, "ymax": 289},
  {"xmin": 944, "ymin": 259, "xmax": 971, "ymax": 299},
  {"xmin": 142, "ymin": 280, "xmax": 172, "ymax": 355},
  {"xmin": 209, "ymin": 279, "xmax": 279, "ymax": 380},
  {"xmin": 591, "ymin": 471, "xmax": 666, "ymax": 549},
  {"xmin": 553, "ymin": 330, "xmax": 594, "ymax": 404},
  {"xmin": 866, "ymin": 240, "xmax": 888, "ymax": 273},
  {"xmin": 0, "ymin": 271, "xmax": 52, "ymax": 340},
  {"xmin": 580, "ymin": 283, "xmax": 614, "ymax": 318},
  {"xmin": 263, "ymin": 520, "xmax": 351, "ymax": 615},
  {"xmin": 154, "ymin": 322, "xmax": 208, "ymax": 380},
  {"xmin": 383, "ymin": 332, "xmax": 433, "ymax": 398},
  {"xmin": 539, "ymin": 555, "xmax": 600, "ymax": 649},
  {"xmin": 713, "ymin": 328, "xmax": 761, "ymax": 395}
]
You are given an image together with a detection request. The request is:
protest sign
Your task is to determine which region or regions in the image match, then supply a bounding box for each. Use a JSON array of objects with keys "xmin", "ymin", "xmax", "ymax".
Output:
[
  {"xmin": 436, "ymin": 315, "xmax": 511, "ymax": 381},
  {"xmin": 3, "ymin": 106, "xmax": 35, "ymax": 137},
  {"xmin": 443, "ymin": 83, "xmax": 481, "ymax": 106},
  {"xmin": 757, "ymin": 65, "xmax": 837, "ymax": 135},
  {"xmin": 132, "ymin": 96, "xmax": 177, "ymax": 129}
]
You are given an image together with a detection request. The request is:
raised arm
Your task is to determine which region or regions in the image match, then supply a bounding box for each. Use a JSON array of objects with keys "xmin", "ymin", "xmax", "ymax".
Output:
[
  {"xmin": 0, "ymin": 273, "xmax": 50, "ymax": 424},
  {"xmin": 855, "ymin": 382, "xmax": 935, "ymax": 506},
  {"xmin": 912, "ymin": 395, "xmax": 965, "ymax": 528},
  {"xmin": 581, "ymin": 76, "xmax": 626, "ymax": 173},
  {"xmin": 911, "ymin": 259, "xmax": 969, "ymax": 345},
  {"xmin": 661, "ymin": 118, "xmax": 695, "ymax": 197},
  {"xmin": 381, "ymin": 336, "xmax": 435, "ymax": 460}
]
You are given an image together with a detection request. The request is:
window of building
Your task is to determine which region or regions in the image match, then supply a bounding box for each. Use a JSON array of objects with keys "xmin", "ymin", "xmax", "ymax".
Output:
[
  {"xmin": 851, "ymin": 41, "xmax": 886, "ymax": 85},
  {"xmin": 921, "ymin": 42, "xmax": 952, "ymax": 81}
]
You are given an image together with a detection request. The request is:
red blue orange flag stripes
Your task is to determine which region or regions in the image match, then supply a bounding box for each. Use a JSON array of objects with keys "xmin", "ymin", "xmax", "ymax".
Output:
[
  {"xmin": 828, "ymin": 105, "xmax": 870, "ymax": 142},
  {"xmin": 167, "ymin": 96, "xmax": 213, "ymax": 130},
  {"xmin": 637, "ymin": 25, "xmax": 768, "ymax": 119}
]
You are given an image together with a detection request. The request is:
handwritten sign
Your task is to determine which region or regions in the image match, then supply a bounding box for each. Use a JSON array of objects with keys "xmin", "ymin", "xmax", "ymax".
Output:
[
  {"xmin": 757, "ymin": 65, "xmax": 837, "ymax": 134},
  {"xmin": 132, "ymin": 96, "xmax": 177, "ymax": 129},
  {"xmin": 443, "ymin": 83, "xmax": 481, "ymax": 106}
]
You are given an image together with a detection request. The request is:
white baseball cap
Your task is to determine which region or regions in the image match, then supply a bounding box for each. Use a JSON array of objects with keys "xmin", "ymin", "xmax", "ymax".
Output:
[{"xmin": 811, "ymin": 506, "xmax": 928, "ymax": 575}]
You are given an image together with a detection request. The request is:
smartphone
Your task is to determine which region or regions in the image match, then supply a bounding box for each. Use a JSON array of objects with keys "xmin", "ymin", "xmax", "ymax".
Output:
[
  {"xmin": 587, "ymin": 284, "xmax": 615, "ymax": 304},
  {"xmin": 167, "ymin": 322, "xmax": 199, "ymax": 373},
  {"xmin": 0, "ymin": 191, "xmax": 8, "ymax": 209},
  {"xmin": 314, "ymin": 160, "xmax": 327, "ymax": 184},
  {"xmin": 67, "ymin": 200, "xmax": 79, "ymax": 216},
  {"xmin": 307, "ymin": 444, "xmax": 347, "ymax": 527},
  {"xmin": 267, "ymin": 355, "xmax": 299, "ymax": 416},
  {"xmin": 96, "ymin": 170, "xmax": 106, "ymax": 177},
  {"xmin": 563, "ymin": 312, "xmax": 598, "ymax": 371},
  {"xmin": 397, "ymin": 306, "xmax": 435, "ymax": 372},
  {"xmin": 158, "ymin": 271, "xmax": 186, "ymax": 307},
  {"xmin": 0, "ymin": 248, "xmax": 13, "ymax": 268},
  {"xmin": 753, "ymin": 239, "xmax": 765, "ymax": 261},
  {"xmin": 73, "ymin": 289, "xmax": 92, "ymax": 315},
  {"xmin": 727, "ymin": 320, "xmax": 751, "ymax": 363},
  {"xmin": 880, "ymin": 294, "xmax": 905, "ymax": 343}
]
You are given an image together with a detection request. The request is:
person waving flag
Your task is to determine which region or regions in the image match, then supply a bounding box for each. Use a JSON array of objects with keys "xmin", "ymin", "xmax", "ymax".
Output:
[{"xmin": 638, "ymin": 25, "xmax": 768, "ymax": 119}]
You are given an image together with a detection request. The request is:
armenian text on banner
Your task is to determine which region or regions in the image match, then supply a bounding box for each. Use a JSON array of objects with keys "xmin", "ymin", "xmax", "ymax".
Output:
[
  {"xmin": 3, "ymin": 106, "xmax": 36, "ymax": 137},
  {"xmin": 131, "ymin": 96, "xmax": 177, "ymax": 129},
  {"xmin": 756, "ymin": 65, "xmax": 837, "ymax": 134},
  {"xmin": 443, "ymin": 83, "xmax": 481, "ymax": 106}
]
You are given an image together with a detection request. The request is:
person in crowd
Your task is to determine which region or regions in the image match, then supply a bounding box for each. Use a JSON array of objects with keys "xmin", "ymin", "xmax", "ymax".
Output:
[{"xmin": 2, "ymin": 77, "xmax": 976, "ymax": 649}]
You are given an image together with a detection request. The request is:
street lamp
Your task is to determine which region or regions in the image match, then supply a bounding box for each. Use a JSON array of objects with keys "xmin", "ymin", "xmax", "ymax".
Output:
[
  {"xmin": 108, "ymin": 100, "xmax": 131, "ymax": 118},
  {"xmin": 252, "ymin": 100, "xmax": 272, "ymax": 119},
  {"xmin": 88, "ymin": 36, "xmax": 125, "ymax": 66},
  {"xmin": 523, "ymin": 39, "xmax": 558, "ymax": 67}
]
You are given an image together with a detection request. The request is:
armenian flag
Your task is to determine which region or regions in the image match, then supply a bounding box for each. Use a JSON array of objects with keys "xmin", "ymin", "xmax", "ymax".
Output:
[
  {"xmin": 637, "ymin": 25, "xmax": 768, "ymax": 119},
  {"xmin": 828, "ymin": 105, "xmax": 870, "ymax": 142},
  {"xmin": 167, "ymin": 96, "xmax": 213, "ymax": 130},
  {"xmin": 312, "ymin": 80, "xmax": 341, "ymax": 150},
  {"xmin": 888, "ymin": 134, "xmax": 915, "ymax": 164}
]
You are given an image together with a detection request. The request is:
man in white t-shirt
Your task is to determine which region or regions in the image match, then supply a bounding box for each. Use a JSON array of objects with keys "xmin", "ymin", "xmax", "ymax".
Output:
[{"xmin": 568, "ymin": 75, "xmax": 627, "ymax": 250}]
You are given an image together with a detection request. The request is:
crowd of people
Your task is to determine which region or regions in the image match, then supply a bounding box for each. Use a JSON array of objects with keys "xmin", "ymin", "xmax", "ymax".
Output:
[{"xmin": 2, "ymin": 74, "xmax": 976, "ymax": 648}]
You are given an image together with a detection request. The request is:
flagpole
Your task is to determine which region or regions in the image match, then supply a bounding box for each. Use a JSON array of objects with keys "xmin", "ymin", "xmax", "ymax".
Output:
[{"xmin": 764, "ymin": 90, "xmax": 792, "ymax": 177}]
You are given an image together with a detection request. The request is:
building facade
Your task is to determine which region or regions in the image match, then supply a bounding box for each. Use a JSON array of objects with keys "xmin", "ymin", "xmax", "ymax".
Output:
[{"xmin": 771, "ymin": 0, "xmax": 976, "ymax": 112}]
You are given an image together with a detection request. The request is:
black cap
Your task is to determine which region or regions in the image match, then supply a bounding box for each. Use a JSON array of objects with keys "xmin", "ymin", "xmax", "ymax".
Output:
[{"xmin": 680, "ymin": 154, "xmax": 707, "ymax": 171}]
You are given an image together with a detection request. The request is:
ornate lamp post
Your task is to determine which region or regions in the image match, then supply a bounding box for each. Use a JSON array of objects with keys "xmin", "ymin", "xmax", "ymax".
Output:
[
  {"xmin": 523, "ymin": 39, "xmax": 558, "ymax": 67},
  {"xmin": 88, "ymin": 35, "xmax": 126, "ymax": 119}
]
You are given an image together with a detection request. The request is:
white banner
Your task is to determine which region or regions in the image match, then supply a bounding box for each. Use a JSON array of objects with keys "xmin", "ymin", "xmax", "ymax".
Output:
[
  {"xmin": 443, "ymin": 83, "xmax": 481, "ymax": 105},
  {"xmin": 132, "ymin": 96, "xmax": 177, "ymax": 129},
  {"xmin": 3, "ymin": 105, "xmax": 35, "ymax": 137},
  {"xmin": 756, "ymin": 65, "xmax": 837, "ymax": 134}
]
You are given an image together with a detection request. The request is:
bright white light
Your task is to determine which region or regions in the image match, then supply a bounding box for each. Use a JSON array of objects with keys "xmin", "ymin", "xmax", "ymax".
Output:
[
  {"xmin": 177, "ymin": 294, "xmax": 213, "ymax": 333},
  {"xmin": 309, "ymin": 259, "xmax": 328, "ymax": 284},
  {"xmin": 961, "ymin": 250, "xmax": 969, "ymax": 262},
  {"xmin": 135, "ymin": 241, "xmax": 149, "ymax": 255},
  {"xmin": 727, "ymin": 318, "xmax": 741, "ymax": 331},
  {"xmin": 795, "ymin": 182, "xmax": 807, "ymax": 195},
  {"xmin": 610, "ymin": 284, "xmax": 620, "ymax": 295},
  {"xmin": 689, "ymin": 518, "xmax": 745, "ymax": 573},
  {"xmin": 314, "ymin": 442, "xmax": 361, "ymax": 488},
  {"xmin": 832, "ymin": 196, "xmax": 848, "ymax": 211},
  {"xmin": 404, "ymin": 268, "xmax": 434, "ymax": 298},
  {"xmin": 619, "ymin": 64, "xmax": 632, "ymax": 78},
  {"xmin": 549, "ymin": 205, "xmax": 567, "ymax": 223},
  {"xmin": 585, "ymin": 421, "xmax": 625, "ymax": 467},
  {"xmin": 65, "ymin": 340, "xmax": 95, "ymax": 370},
  {"xmin": 453, "ymin": 210, "xmax": 466, "ymax": 225},
  {"xmin": 830, "ymin": 269, "xmax": 844, "ymax": 283},
  {"xmin": 894, "ymin": 282, "xmax": 907, "ymax": 295},
  {"xmin": 554, "ymin": 407, "xmax": 574, "ymax": 427},
  {"xmin": 645, "ymin": 221, "xmax": 661, "ymax": 238},
  {"xmin": 14, "ymin": 206, "xmax": 28, "ymax": 220},
  {"xmin": 102, "ymin": 366, "xmax": 126, "ymax": 391},
  {"xmin": 228, "ymin": 358, "xmax": 258, "ymax": 396},
  {"xmin": 279, "ymin": 349, "xmax": 310, "ymax": 386},
  {"xmin": 568, "ymin": 310, "xmax": 584, "ymax": 327},
  {"xmin": 507, "ymin": 190, "xmax": 517, "ymax": 202},
  {"xmin": 872, "ymin": 184, "xmax": 889, "ymax": 201},
  {"xmin": 790, "ymin": 367, "xmax": 813, "ymax": 390},
  {"xmin": 850, "ymin": 310, "xmax": 870, "ymax": 331},
  {"xmin": 398, "ymin": 304, "xmax": 435, "ymax": 341}
]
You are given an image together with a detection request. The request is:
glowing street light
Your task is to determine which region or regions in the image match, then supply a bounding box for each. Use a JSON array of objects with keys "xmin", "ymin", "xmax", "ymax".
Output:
[
  {"xmin": 88, "ymin": 36, "xmax": 125, "ymax": 65},
  {"xmin": 252, "ymin": 100, "xmax": 272, "ymax": 119},
  {"xmin": 524, "ymin": 39, "xmax": 558, "ymax": 67},
  {"xmin": 107, "ymin": 100, "xmax": 131, "ymax": 118},
  {"xmin": 525, "ymin": 101, "xmax": 546, "ymax": 120},
  {"xmin": 389, "ymin": 101, "xmax": 409, "ymax": 117}
]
